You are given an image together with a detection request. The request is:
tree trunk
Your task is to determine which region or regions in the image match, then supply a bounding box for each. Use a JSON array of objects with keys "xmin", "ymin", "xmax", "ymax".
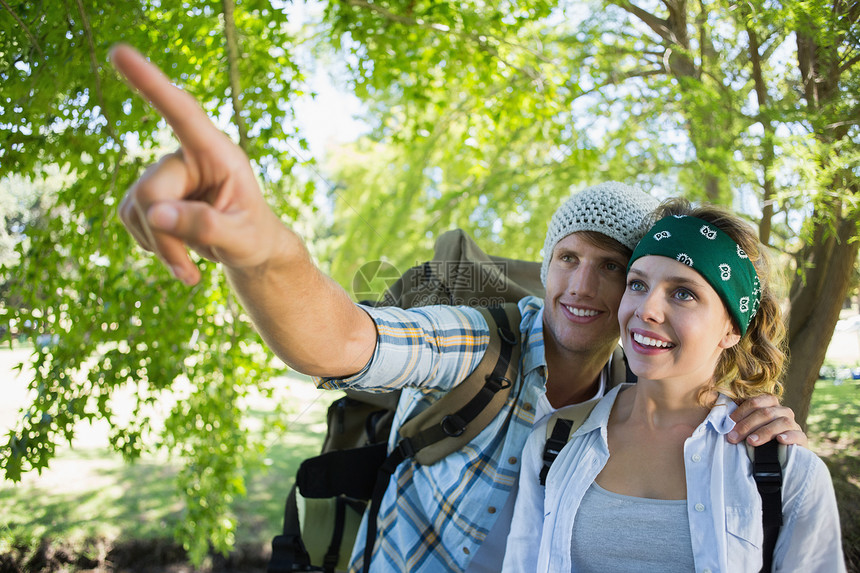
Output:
[
  {"xmin": 781, "ymin": 12, "xmax": 860, "ymax": 428},
  {"xmin": 783, "ymin": 212, "xmax": 860, "ymax": 428},
  {"xmin": 744, "ymin": 19, "xmax": 776, "ymax": 245}
]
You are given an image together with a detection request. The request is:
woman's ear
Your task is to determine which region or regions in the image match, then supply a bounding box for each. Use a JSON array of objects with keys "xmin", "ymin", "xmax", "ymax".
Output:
[{"xmin": 719, "ymin": 324, "xmax": 742, "ymax": 349}]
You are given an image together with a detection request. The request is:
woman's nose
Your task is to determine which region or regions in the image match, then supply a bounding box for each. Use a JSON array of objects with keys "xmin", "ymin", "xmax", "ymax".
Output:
[{"xmin": 635, "ymin": 292, "xmax": 664, "ymax": 323}]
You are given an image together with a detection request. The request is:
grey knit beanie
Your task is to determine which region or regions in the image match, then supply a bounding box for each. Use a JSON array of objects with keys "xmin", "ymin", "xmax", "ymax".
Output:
[{"xmin": 540, "ymin": 182, "xmax": 660, "ymax": 285}]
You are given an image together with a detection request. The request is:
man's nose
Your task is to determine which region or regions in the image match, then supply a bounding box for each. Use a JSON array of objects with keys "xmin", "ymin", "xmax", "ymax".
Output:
[{"xmin": 569, "ymin": 264, "xmax": 599, "ymax": 297}]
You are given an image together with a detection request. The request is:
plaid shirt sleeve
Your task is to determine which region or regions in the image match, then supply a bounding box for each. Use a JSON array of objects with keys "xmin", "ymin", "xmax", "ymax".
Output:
[
  {"xmin": 310, "ymin": 297, "xmax": 547, "ymax": 573},
  {"xmin": 315, "ymin": 304, "xmax": 491, "ymax": 393}
]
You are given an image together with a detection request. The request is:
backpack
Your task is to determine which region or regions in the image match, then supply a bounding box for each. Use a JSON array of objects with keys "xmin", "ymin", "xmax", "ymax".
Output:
[
  {"xmin": 539, "ymin": 398, "xmax": 786, "ymax": 572},
  {"xmin": 267, "ymin": 229, "xmax": 544, "ymax": 573}
]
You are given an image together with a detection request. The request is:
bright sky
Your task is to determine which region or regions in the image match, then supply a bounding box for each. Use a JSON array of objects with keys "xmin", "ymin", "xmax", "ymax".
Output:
[{"xmin": 285, "ymin": 1, "xmax": 369, "ymax": 161}]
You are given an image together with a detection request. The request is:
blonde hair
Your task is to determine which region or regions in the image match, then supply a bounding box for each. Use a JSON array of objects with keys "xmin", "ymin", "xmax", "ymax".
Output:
[{"xmin": 649, "ymin": 199, "xmax": 787, "ymax": 403}]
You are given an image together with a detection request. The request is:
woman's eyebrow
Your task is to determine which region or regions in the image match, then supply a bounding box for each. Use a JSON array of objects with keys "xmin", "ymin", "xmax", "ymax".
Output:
[{"xmin": 628, "ymin": 267, "xmax": 708, "ymax": 288}]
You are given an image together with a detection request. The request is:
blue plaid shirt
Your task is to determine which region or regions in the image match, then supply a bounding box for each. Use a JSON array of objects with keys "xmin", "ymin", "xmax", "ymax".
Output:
[{"xmin": 317, "ymin": 296, "xmax": 549, "ymax": 572}]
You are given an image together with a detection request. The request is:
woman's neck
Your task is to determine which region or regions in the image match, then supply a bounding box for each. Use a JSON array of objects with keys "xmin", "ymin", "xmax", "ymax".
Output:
[
  {"xmin": 614, "ymin": 378, "xmax": 716, "ymax": 431},
  {"xmin": 599, "ymin": 379, "xmax": 715, "ymax": 500}
]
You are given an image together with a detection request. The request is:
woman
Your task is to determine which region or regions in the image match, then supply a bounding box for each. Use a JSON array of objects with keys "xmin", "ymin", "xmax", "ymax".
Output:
[{"xmin": 503, "ymin": 199, "xmax": 844, "ymax": 572}]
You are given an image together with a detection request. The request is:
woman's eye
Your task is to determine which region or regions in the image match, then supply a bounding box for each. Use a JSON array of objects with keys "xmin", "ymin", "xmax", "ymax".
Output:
[
  {"xmin": 628, "ymin": 280, "xmax": 645, "ymax": 291},
  {"xmin": 675, "ymin": 289, "xmax": 694, "ymax": 301}
]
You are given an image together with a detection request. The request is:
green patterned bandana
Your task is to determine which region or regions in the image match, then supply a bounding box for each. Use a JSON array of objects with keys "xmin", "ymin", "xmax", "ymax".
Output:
[{"xmin": 628, "ymin": 215, "xmax": 761, "ymax": 336}]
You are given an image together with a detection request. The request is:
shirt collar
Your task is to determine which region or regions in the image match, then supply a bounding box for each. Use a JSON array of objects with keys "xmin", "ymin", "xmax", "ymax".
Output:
[
  {"xmin": 578, "ymin": 383, "xmax": 629, "ymax": 436},
  {"xmin": 576, "ymin": 386, "xmax": 739, "ymax": 437},
  {"xmin": 700, "ymin": 393, "xmax": 738, "ymax": 436},
  {"xmin": 520, "ymin": 297, "xmax": 548, "ymax": 377}
]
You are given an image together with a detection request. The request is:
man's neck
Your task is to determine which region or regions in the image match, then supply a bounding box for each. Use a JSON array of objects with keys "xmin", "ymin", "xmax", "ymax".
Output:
[{"xmin": 544, "ymin": 345, "xmax": 615, "ymax": 409}]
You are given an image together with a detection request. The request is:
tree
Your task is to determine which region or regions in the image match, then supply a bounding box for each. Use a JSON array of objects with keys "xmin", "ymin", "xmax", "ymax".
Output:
[
  {"xmin": 0, "ymin": 0, "xmax": 308, "ymax": 562},
  {"xmin": 778, "ymin": 0, "xmax": 860, "ymax": 424},
  {"xmin": 319, "ymin": 0, "xmax": 859, "ymax": 428},
  {"xmin": 2, "ymin": 0, "xmax": 857, "ymax": 563}
]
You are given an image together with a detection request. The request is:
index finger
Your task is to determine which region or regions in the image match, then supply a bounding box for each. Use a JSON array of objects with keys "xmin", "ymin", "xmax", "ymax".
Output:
[
  {"xmin": 110, "ymin": 44, "xmax": 223, "ymax": 150},
  {"xmin": 729, "ymin": 393, "xmax": 781, "ymax": 423}
]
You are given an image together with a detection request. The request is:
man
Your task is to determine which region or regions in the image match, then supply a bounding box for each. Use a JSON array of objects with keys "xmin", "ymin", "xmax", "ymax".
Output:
[{"xmin": 111, "ymin": 45, "xmax": 805, "ymax": 572}]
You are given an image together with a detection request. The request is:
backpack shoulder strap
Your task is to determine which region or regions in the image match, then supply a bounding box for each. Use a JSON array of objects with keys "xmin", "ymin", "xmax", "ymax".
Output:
[
  {"xmin": 361, "ymin": 302, "xmax": 522, "ymax": 571},
  {"xmin": 607, "ymin": 345, "xmax": 636, "ymax": 390},
  {"xmin": 397, "ymin": 302, "xmax": 522, "ymax": 465},
  {"xmin": 747, "ymin": 440, "xmax": 786, "ymax": 573},
  {"xmin": 539, "ymin": 348, "xmax": 631, "ymax": 486},
  {"xmin": 538, "ymin": 396, "xmax": 601, "ymax": 486}
]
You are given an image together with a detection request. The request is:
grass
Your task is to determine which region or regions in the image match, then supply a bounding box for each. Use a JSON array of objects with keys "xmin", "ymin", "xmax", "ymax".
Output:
[
  {"xmin": 807, "ymin": 377, "xmax": 860, "ymax": 572},
  {"xmin": 0, "ymin": 345, "xmax": 342, "ymax": 571},
  {"xmin": 0, "ymin": 349, "xmax": 858, "ymax": 571}
]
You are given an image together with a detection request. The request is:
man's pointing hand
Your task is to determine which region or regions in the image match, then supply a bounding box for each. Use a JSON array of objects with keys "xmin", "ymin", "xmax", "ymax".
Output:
[{"xmin": 112, "ymin": 44, "xmax": 284, "ymax": 285}]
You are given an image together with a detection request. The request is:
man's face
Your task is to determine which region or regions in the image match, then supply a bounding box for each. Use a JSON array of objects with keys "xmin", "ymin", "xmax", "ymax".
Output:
[{"xmin": 542, "ymin": 232, "xmax": 629, "ymax": 360}]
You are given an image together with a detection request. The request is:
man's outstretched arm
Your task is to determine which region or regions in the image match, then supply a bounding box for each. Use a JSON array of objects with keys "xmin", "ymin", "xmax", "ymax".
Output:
[{"xmin": 111, "ymin": 45, "xmax": 375, "ymax": 377}]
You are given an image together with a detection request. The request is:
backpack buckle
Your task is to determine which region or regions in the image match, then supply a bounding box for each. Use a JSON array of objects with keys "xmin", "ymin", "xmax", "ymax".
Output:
[
  {"xmin": 441, "ymin": 414, "xmax": 467, "ymax": 437},
  {"xmin": 753, "ymin": 463, "xmax": 782, "ymax": 493},
  {"xmin": 395, "ymin": 438, "xmax": 416, "ymax": 459},
  {"xmin": 485, "ymin": 375, "xmax": 512, "ymax": 392},
  {"xmin": 498, "ymin": 326, "xmax": 517, "ymax": 345}
]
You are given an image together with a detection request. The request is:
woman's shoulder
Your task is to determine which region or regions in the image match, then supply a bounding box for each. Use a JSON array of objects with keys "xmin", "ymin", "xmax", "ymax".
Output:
[
  {"xmin": 783, "ymin": 442, "xmax": 833, "ymax": 484},
  {"xmin": 743, "ymin": 440, "xmax": 827, "ymax": 476}
]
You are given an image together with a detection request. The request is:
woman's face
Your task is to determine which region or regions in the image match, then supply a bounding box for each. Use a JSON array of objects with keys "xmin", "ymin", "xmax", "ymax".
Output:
[{"xmin": 618, "ymin": 255, "xmax": 740, "ymax": 386}]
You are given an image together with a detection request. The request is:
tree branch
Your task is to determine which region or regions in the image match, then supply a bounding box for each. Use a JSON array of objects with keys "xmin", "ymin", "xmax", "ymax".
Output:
[
  {"xmin": 74, "ymin": 0, "xmax": 115, "ymax": 140},
  {"xmin": 222, "ymin": 0, "xmax": 250, "ymax": 153},
  {"xmin": 824, "ymin": 118, "xmax": 860, "ymax": 129},
  {"xmin": 0, "ymin": 0, "xmax": 46, "ymax": 61},
  {"xmin": 344, "ymin": 0, "xmax": 414, "ymax": 25},
  {"xmin": 73, "ymin": 0, "xmax": 127, "ymax": 249},
  {"xmin": 744, "ymin": 12, "xmax": 777, "ymax": 244},
  {"xmin": 341, "ymin": 0, "xmax": 548, "ymax": 80},
  {"xmin": 576, "ymin": 67, "xmax": 666, "ymax": 97},
  {"xmin": 612, "ymin": 0, "xmax": 676, "ymax": 45},
  {"xmin": 839, "ymin": 50, "xmax": 860, "ymax": 73}
]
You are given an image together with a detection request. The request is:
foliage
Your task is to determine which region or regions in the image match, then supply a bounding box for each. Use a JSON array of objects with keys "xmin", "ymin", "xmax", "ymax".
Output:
[
  {"xmin": 0, "ymin": 0, "xmax": 307, "ymax": 563},
  {"xmin": 319, "ymin": 1, "xmax": 606, "ymax": 285},
  {"xmin": 319, "ymin": 0, "xmax": 860, "ymax": 427},
  {"xmin": 1, "ymin": 0, "xmax": 858, "ymax": 563}
]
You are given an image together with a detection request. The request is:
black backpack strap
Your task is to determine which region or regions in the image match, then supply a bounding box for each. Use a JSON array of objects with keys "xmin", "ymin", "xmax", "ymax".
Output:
[
  {"xmin": 267, "ymin": 485, "xmax": 311, "ymax": 573},
  {"xmin": 539, "ymin": 350, "xmax": 633, "ymax": 487},
  {"xmin": 297, "ymin": 442, "xmax": 388, "ymax": 500},
  {"xmin": 396, "ymin": 304, "xmax": 521, "ymax": 465},
  {"xmin": 752, "ymin": 440, "xmax": 784, "ymax": 572},
  {"xmin": 623, "ymin": 353, "xmax": 636, "ymax": 384},
  {"xmin": 607, "ymin": 345, "xmax": 637, "ymax": 389},
  {"xmin": 539, "ymin": 418, "xmax": 573, "ymax": 486},
  {"xmin": 538, "ymin": 396, "xmax": 602, "ymax": 486},
  {"xmin": 361, "ymin": 304, "xmax": 521, "ymax": 572},
  {"xmin": 361, "ymin": 442, "xmax": 410, "ymax": 572},
  {"xmin": 322, "ymin": 496, "xmax": 348, "ymax": 573}
]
